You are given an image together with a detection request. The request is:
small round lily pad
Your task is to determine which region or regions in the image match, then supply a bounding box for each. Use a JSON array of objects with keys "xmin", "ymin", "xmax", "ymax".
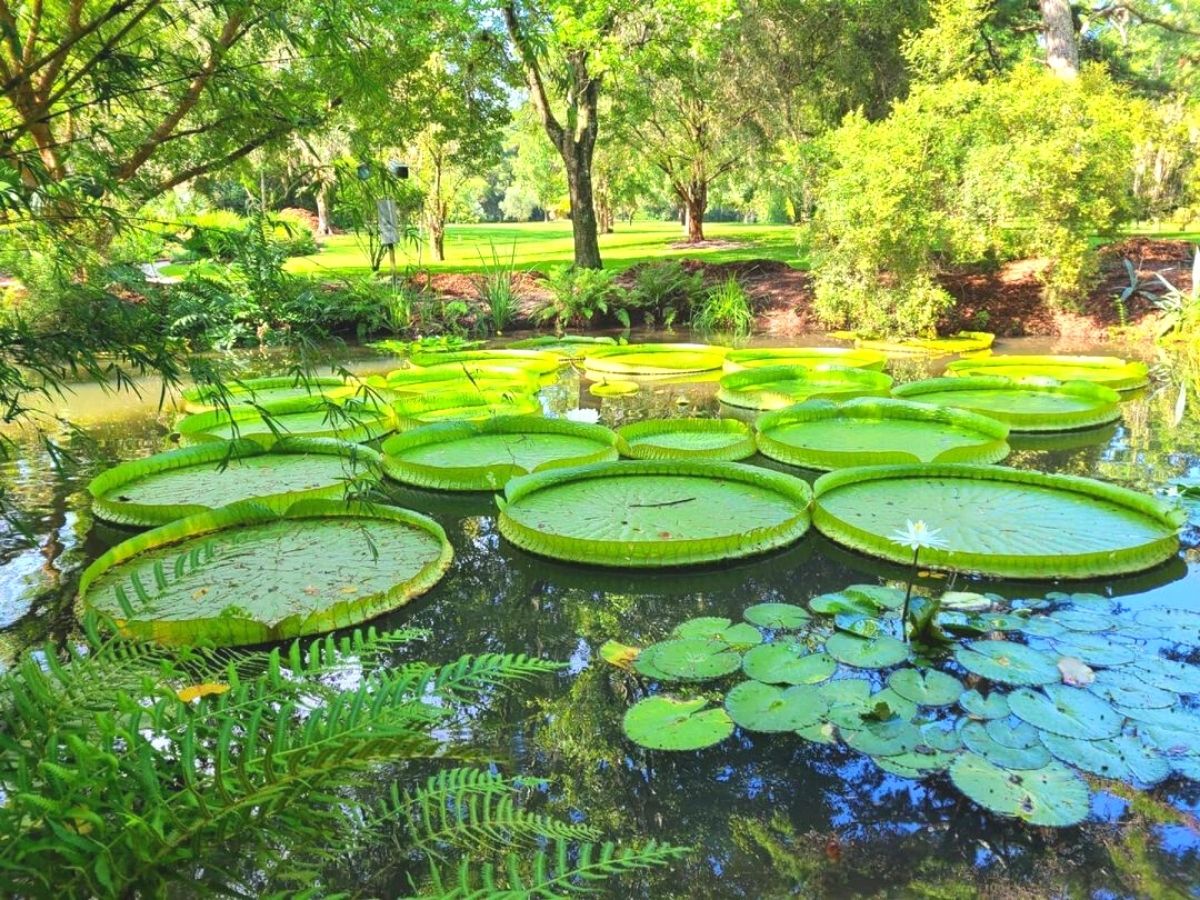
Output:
[
  {"xmin": 724, "ymin": 681, "xmax": 828, "ymax": 732},
  {"xmin": 955, "ymin": 640, "xmax": 1060, "ymax": 686},
  {"xmin": 1050, "ymin": 634, "xmax": 1135, "ymax": 667},
  {"xmin": 960, "ymin": 721, "xmax": 1052, "ymax": 770},
  {"xmin": 743, "ymin": 603, "xmax": 811, "ymax": 630},
  {"xmin": 635, "ymin": 638, "xmax": 742, "ymax": 682},
  {"xmin": 825, "ymin": 632, "xmax": 910, "ymax": 669},
  {"xmin": 960, "ymin": 689, "xmax": 1011, "ymax": 720},
  {"xmin": 949, "ymin": 753, "xmax": 1090, "ymax": 827},
  {"xmin": 622, "ymin": 696, "xmax": 735, "ymax": 751},
  {"xmin": 671, "ymin": 617, "xmax": 764, "ymax": 648},
  {"xmin": 742, "ymin": 643, "xmax": 837, "ymax": 685},
  {"xmin": 1008, "ymin": 684, "xmax": 1123, "ymax": 740},
  {"xmin": 887, "ymin": 669, "xmax": 964, "ymax": 707},
  {"xmin": 844, "ymin": 719, "xmax": 924, "ymax": 756}
]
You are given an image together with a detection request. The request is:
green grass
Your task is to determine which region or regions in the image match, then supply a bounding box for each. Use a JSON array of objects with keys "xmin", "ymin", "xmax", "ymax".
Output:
[{"xmin": 160, "ymin": 221, "xmax": 806, "ymax": 279}]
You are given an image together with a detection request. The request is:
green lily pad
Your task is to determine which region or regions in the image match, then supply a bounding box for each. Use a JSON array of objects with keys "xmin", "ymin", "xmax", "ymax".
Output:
[
  {"xmin": 887, "ymin": 669, "xmax": 964, "ymax": 707},
  {"xmin": 955, "ymin": 640, "xmax": 1060, "ymax": 686},
  {"xmin": 1139, "ymin": 723, "xmax": 1200, "ymax": 758},
  {"xmin": 724, "ymin": 681, "xmax": 828, "ymax": 732},
  {"xmin": 868, "ymin": 688, "xmax": 919, "ymax": 722},
  {"xmin": 634, "ymin": 638, "xmax": 742, "ymax": 682},
  {"xmin": 960, "ymin": 689, "xmax": 1010, "ymax": 720},
  {"xmin": 875, "ymin": 748, "xmax": 959, "ymax": 777},
  {"xmin": 1134, "ymin": 608, "xmax": 1200, "ymax": 631},
  {"xmin": 920, "ymin": 720, "xmax": 963, "ymax": 752},
  {"xmin": 622, "ymin": 696, "xmax": 735, "ymax": 751},
  {"xmin": 672, "ymin": 617, "xmax": 764, "ymax": 648},
  {"xmin": 819, "ymin": 678, "xmax": 872, "ymax": 707},
  {"xmin": 960, "ymin": 721, "xmax": 1053, "ymax": 770},
  {"xmin": 743, "ymin": 603, "xmax": 812, "ymax": 630},
  {"xmin": 742, "ymin": 643, "xmax": 837, "ymax": 685},
  {"xmin": 616, "ymin": 418, "xmax": 756, "ymax": 462},
  {"xmin": 1040, "ymin": 733, "xmax": 1171, "ymax": 786},
  {"xmin": 1048, "ymin": 608, "xmax": 1115, "ymax": 633},
  {"xmin": 1008, "ymin": 684, "xmax": 1123, "ymax": 740},
  {"xmin": 949, "ymin": 753, "xmax": 1090, "ymax": 826},
  {"xmin": 944, "ymin": 354, "xmax": 1150, "ymax": 392},
  {"xmin": 809, "ymin": 591, "xmax": 879, "ymax": 616},
  {"xmin": 986, "ymin": 718, "xmax": 1043, "ymax": 750},
  {"xmin": 1116, "ymin": 705, "xmax": 1200, "ymax": 732},
  {"xmin": 939, "ymin": 591, "xmax": 995, "ymax": 612},
  {"xmin": 1051, "ymin": 634, "xmax": 1135, "ymax": 667},
  {"xmin": 1088, "ymin": 669, "xmax": 1177, "ymax": 709},
  {"xmin": 825, "ymin": 632, "xmax": 910, "ymax": 669},
  {"xmin": 1020, "ymin": 617, "xmax": 1068, "ymax": 638},
  {"xmin": 796, "ymin": 721, "xmax": 839, "ymax": 745},
  {"xmin": 718, "ymin": 365, "xmax": 893, "ymax": 411},
  {"xmin": 845, "ymin": 718, "xmax": 924, "ymax": 756},
  {"xmin": 834, "ymin": 614, "xmax": 891, "ymax": 638},
  {"xmin": 1126, "ymin": 656, "xmax": 1200, "ymax": 694}
]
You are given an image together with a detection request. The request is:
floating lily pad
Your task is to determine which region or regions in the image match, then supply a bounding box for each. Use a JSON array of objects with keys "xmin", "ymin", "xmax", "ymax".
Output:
[
  {"xmin": 180, "ymin": 375, "xmax": 354, "ymax": 413},
  {"xmin": 849, "ymin": 331, "xmax": 994, "ymax": 357},
  {"xmin": 1126, "ymin": 656, "xmax": 1200, "ymax": 694},
  {"xmin": 844, "ymin": 718, "xmax": 923, "ymax": 756},
  {"xmin": 742, "ymin": 643, "xmax": 837, "ymax": 685},
  {"xmin": 1051, "ymin": 634, "xmax": 1135, "ymax": 667},
  {"xmin": 887, "ymin": 669, "xmax": 964, "ymax": 706},
  {"xmin": 1088, "ymin": 669, "xmax": 1177, "ymax": 709},
  {"xmin": 891, "ymin": 376, "xmax": 1122, "ymax": 433},
  {"xmin": 622, "ymin": 696, "xmax": 735, "ymax": 751},
  {"xmin": 381, "ymin": 416, "xmax": 618, "ymax": 491},
  {"xmin": 755, "ymin": 398, "xmax": 1010, "ymax": 470},
  {"xmin": 869, "ymin": 688, "xmax": 919, "ymax": 722},
  {"xmin": 498, "ymin": 460, "xmax": 812, "ymax": 567},
  {"xmin": 724, "ymin": 681, "xmax": 828, "ymax": 732},
  {"xmin": 796, "ymin": 721, "xmax": 839, "ymax": 745},
  {"xmin": 875, "ymin": 747, "xmax": 959, "ymax": 776},
  {"xmin": 1008, "ymin": 684, "xmax": 1123, "ymax": 740},
  {"xmin": 825, "ymin": 632, "xmax": 910, "ymax": 669},
  {"xmin": 956, "ymin": 640, "xmax": 1060, "ymax": 686},
  {"xmin": 598, "ymin": 640, "xmax": 640, "ymax": 670},
  {"xmin": 616, "ymin": 418, "xmax": 755, "ymax": 461},
  {"xmin": 635, "ymin": 638, "xmax": 742, "ymax": 682},
  {"xmin": 590, "ymin": 380, "xmax": 640, "ymax": 398},
  {"xmin": 718, "ymin": 365, "xmax": 893, "ymax": 411},
  {"xmin": 949, "ymin": 753, "xmax": 1090, "ymax": 826},
  {"xmin": 1047, "ymin": 608, "xmax": 1115, "ymax": 632},
  {"xmin": 819, "ymin": 678, "xmax": 872, "ymax": 708},
  {"xmin": 743, "ymin": 603, "xmax": 812, "ymax": 630},
  {"xmin": 407, "ymin": 348, "xmax": 562, "ymax": 375},
  {"xmin": 385, "ymin": 365, "xmax": 542, "ymax": 396},
  {"xmin": 812, "ymin": 464, "xmax": 1184, "ymax": 579},
  {"xmin": 177, "ymin": 396, "xmax": 396, "ymax": 446},
  {"xmin": 723, "ymin": 347, "xmax": 887, "ymax": 373},
  {"xmin": 810, "ymin": 584, "xmax": 905, "ymax": 616},
  {"xmin": 583, "ymin": 343, "xmax": 728, "ymax": 376},
  {"xmin": 76, "ymin": 500, "xmax": 452, "ymax": 647},
  {"xmin": 945, "ymin": 354, "xmax": 1149, "ymax": 391},
  {"xmin": 1040, "ymin": 733, "xmax": 1170, "ymax": 785},
  {"xmin": 88, "ymin": 438, "xmax": 381, "ymax": 528},
  {"xmin": 939, "ymin": 591, "xmax": 995, "ymax": 612},
  {"xmin": 392, "ymin": 391, "xmax": 542, "ymax": 429},
  {"xmin": 960, "ymin": 720, "xmax": 1051, "ymax": 769},
  {"xmin": 671, "ymin": 618, "xmax": 763, "ymax": 648},
  {"xmin": 960, "ymin": 689, "xmax": 1011, "ymax": 720},
  {"xmin": 509, "ymin": 335, "xmax": 617, "ymax": 358}
]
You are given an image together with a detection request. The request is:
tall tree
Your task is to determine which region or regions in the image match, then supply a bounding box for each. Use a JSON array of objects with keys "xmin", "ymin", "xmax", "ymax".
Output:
[{"xmin": 1039, "ymin": 0, "xmax": 1079, "ymax": 77}]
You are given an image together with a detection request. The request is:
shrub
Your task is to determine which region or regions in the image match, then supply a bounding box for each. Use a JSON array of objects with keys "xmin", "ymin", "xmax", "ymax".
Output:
[
  {"xmin": 536, "ymin": 265, "xmax": 630, "ymax": 331},
  {"xmin": 178, "ymin": 210, "xmax": 247, "ymax": 261},
  {"xmin": 270, "ymin": 209, "xmax": 319, "ymax": 256},
  {"xmin": 692, "ymin": 276, "xmax": 754, "ymax": 335},
  {"xmin": 474, "ymin": 242, "xmax": 522, "ymax": 334},
  {"xmin": 811, "ymin": 63, "xmax": 1137, "ymax": 336},
  {"xmin": 628, "ymin": 260, "xmax": 704, "ymax": 327}
]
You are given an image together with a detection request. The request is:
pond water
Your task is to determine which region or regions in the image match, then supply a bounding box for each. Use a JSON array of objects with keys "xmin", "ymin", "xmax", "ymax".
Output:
[{"xmin": 2, "ymin": 332, "xmax": 1199, "ymax": 896}]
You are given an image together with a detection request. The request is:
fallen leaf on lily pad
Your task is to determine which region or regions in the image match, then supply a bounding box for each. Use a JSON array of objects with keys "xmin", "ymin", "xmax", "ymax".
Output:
[
  {"xmin": 599, "ymin": 640, "xmax": 641, "ymax": 670},
  {"xmin": 1057, "ymin": 656, "xmax": 1095, "ymax": 686}
]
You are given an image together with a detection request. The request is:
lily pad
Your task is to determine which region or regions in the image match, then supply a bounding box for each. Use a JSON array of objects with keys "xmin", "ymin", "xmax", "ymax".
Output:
[
  {"xmin": 955, "ymin": 640, "xmax": 1060, "ymax": 686},
  {"xmin": 887, "ymin": 669, "xmax": 964, "ymax": 707},
  {"xmin": 177, "ymin": 395, "xmax": 396, "ymax": 446},
  {"xmin": 1126, "ymin": 656, "xmax": 1200, "ymax": 694},
  {"xmin": 622, "ymin": 696, "xmax": 735, "ymax": 751},
  {"xmin": 844, "ymin": 718, "xmax": 924, "ymax": 756},
  {"xmin": 635, "ymin": 638, "xmax": 742, "ymax": 682},
  {"xmin": 1008, "ymin": 684, "xmax": 1123, "ymax": 740},
  {"xmin": 960, "ymin": 721, "xmax": 1053, "ymax": 770},
  {"xmin": 825, "ymin": 632, "xmax": 910, "ymax": 669},
  {"xmin": 589, "ymin": 380, "xmax": 640, "ymax": 398},
  {"xmin": 724, "ymin": 681, "xmax": 828, "ymax": 732},
  {"xmin": 406, "ymin": 348, "xmax": 561, "ymax": 375},
  {"xmin": 850, "ymin": 331, "xmax": 994, "ymax": 357},
  {"xmin": 743, "ymin": 603, "xmax": 811, "ymax": 630},
  {"xmin": 812, "ymin": 464, "xmax": 1185, "ymax": 579},
  {"xmin": 891, "ymin": 376, "xmax": 1122, "ymax": 433},
  {"xmin": 671, "ymin": 618, "xmax": 764, "ymax": 649},
  {"xmin": 875, "ymin": 747, "xmax": 959, "ymax": 776},
  {"xmin": 498, "ymin": 460, "xmax": 813, "ymax": 567},
  {"xmin": 960, "ymin": 689, "xmax": 1010, "ymax": 720},
  {"xmin": 742, "ymin": 643, "xmax": 837, "ymax": 685},
  {"xmin": 1040, "ymin": 733, "xmax": 1171, "ymax": 785},
  {"xmin": 949, "ymin": 753, "xmax": 1090, "ymax": 826},
  {"xmin": 392, "ymin": 391, "xmax": 542, "ymax": 429},
  {"xmin": 616, "ymin": 418, "xmax": 755, "ymax": 461},
  {"xmin": 179, "ymin": 375, "xmax": 355, "ymax": 413},
  {"xmin": 755, "ymin": 398, "xmax": 1010, "ymax": 470},
  {"xmin": 583, "ymin": 343, "xmax": 728, "ymax": 376},
  {"xmin": 718, "ymin": 365, "xmax": 893, "ymax": 411},
  {"xmin": 1088, "ymin": 668, "xmax": 1177, "ymax": 709},
  {"xmin": 722, "ymin": 347, "xmax": 887, "ymax": 373},
  {"xmin": 1050, "ymin": 634, "xmax": 1135, "ymax": 667},
  {"xmin": 944, "ymin": 354, "xmax": 1150, "ymax": 391}
]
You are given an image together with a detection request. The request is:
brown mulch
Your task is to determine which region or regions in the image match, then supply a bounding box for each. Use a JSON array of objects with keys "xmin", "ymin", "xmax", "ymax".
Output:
[{"xmin": 666, "ymin": 239, "xmax": 749, "ymax": 251}]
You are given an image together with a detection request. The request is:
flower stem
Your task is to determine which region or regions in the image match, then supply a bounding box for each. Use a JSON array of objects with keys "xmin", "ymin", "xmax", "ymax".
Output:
[{"xmin": 901, "ymin": 546, "xmax": 919, "ymax": 641}]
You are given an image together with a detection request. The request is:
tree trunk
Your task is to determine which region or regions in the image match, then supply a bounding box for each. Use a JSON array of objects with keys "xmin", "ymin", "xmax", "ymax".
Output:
[
  {"xmin": 315, "ymin": 184, "xmax": 332, "ymax": 235},
  {"xmin": 563, "ymin": 144, "xmax": 602, "ymax": 268},
  {"xmin": 428, "ymin": 219, "xmax": 446, "ymax": 261},
  {"xmin": 683, "ymin": 183, "xmax": 707, "ymax": 243},
  {"xmin": 1039, "ymin": 0, "xmax": 1079, "ymax": 78}
]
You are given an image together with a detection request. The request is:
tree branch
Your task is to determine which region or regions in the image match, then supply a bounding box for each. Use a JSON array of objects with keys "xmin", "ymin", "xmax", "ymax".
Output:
[{"xmin": 501, "ymin": 2, "xmax": 563, "ymax": 148}]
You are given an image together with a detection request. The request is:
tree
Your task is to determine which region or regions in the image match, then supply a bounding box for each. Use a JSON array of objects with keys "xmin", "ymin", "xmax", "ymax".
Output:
[
  {"xmin": 500, "ymin": 103, "xmax": 568, "ymax": 221},
  {"xmin": 1039, "ymin": 0, "xmax": 1079, "ymax": 77}
]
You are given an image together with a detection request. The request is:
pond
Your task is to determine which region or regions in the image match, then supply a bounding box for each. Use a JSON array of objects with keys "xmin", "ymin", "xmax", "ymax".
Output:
[{"xmin": 2, "ymin": 333, "xmax": 1199, "ymax": 896}]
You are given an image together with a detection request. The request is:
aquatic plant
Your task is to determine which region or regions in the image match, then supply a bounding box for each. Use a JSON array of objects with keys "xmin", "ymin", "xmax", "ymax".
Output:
[
  {"xmin": 616, "ymin": 418, "xmax": 756, "ymax": 461},
  {"xmin": 582, "ymin": 343, "xmax": 729, "ymax": 377},
  {"xmin": 608, "ymin": 585, "xmax": 1200, "ymax": 828},
  {"xmin": 892, "ymin": 376, "xmax": 1123, "ymax": 432},
  {"xmin": 944, "ymin": 355, "xmax": 1150, "ymax": 391},
  {"xmin": 717, "ymin": 365, "xmax": 893, "ymax": 410}
]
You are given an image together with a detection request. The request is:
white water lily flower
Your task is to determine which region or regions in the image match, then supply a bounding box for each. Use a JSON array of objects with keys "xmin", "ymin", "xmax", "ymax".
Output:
[
  {"xmin": 564, "ymin": 408, "xmax": 601, "ymax": 424},
  {"xmin": 889, "ymin": 519, "xmax": 948, "ymax": 552}
]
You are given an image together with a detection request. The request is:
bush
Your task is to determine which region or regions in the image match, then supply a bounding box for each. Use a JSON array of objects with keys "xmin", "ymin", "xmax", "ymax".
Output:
[
  {"xmin": 536, "ymin": 266, "xmax": 630, "ymax": 331},
  {"xmin": 628, "ymin": 260, "xmax": 704, "ymax": 327},
  {"xmin": 272, "ymin": 208, "xmax": 319, "ymax": 256},
  {"xmin": 811, "ymin": 63, "xmax": 1137, "ymax": 336},
  {"xmin": 178, "ymin": 210, "xmax": 247, "ymax": 261},
  {"xmin": 474, "ymin": 242, "xmax": 522, "ymax": 334},
  {"xmin": 692, "ymin": 276, "xmax": 754, "ymax": 335}
]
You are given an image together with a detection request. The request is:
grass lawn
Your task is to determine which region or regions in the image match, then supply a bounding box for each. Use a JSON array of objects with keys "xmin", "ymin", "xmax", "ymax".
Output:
[{"xmin": 287, "ymin": 221, "xmax": 803, "ymax": 278}]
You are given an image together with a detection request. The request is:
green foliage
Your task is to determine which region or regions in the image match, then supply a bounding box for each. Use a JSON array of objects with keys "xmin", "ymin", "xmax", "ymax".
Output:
[
  {"xmin": 692, "ymin": 276, "xmax": 754, "ymax": 335},
  {"xmin": 0, "ymin": 617, "xmax": 685, "ymax": 896},
  {"xmin": 537, "ymin": 265, "xmax": 631, "ymax": 331},
  {"xmin": 474, "ymin": 242, "xmax": 523, "ymax": 334},
  {"xmin": 812, "ymin": 64, "xmax": 1138, "ymax": 336},
  {"xmin": 1152, "ymin": 246, "xmax": 1200, "ymax": 341},
  {"xmin": 628, "ymin": 260, "xmax": 704, "ymax": 327}
]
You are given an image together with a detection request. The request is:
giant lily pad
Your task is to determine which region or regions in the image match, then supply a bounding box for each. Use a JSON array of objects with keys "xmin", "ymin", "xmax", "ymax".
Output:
[
  {"xmin": 89, "ymin": 438, "xmax": 381, "ymax": 527},
  {"xmin": 381, "ymin": 416, "xmax": 618, "ymax": 491},
  {"xmin": 724, "ymin": 680, "xmax": 828, "ymax": 732},
  {"xmin": 945, "ymin": 355, "xmax": 1150, "ymax": 392},
  {"xmin": 180, "ymin": 375, "xmax": 355, "ymax": 413},
  {"xmin": 722, "ymin": 347, "xmax": 887, "ymax": 373},
  {"xmin": 755, "ymin": 398, "xmax": 1010, "ymax": 470},
  {"xmin": 891, "ymin": 377, "xmax": 1122, "ymax": 433},
  {"xmin": 840, "ymin": 331, "xmax": 994, "ymax": 357},
  {"xmin": 622, "ymin": 696, "xmax": 734, "ymax": 750},
  {"xmin": 583, "ymin": 343, "xmax": 728, "ymax": 377},
  {"xmin": 406, "ymin": 348, "xmax": 562, "ymax": 375},
  {"xmin": 508, "ymin": 335, "xmax": 617, "ymax": 358},
  {"xmin": 392, "ymin": 391, "xmax": 542, "ymax": 429},
  {"xmin": 717, "ymin": 365, "xmax": 893, "ymax": 411},
  {"xmin": 949, "ymin": 753, "xmax": 1090, "ymax": 826},
  {"xmin": 955, "ymin": 640, "xmax": 1060, "ymax": 686},
  {"xmin": 177, "ymin": 395, "xmax": 396, "ymax": 446},
  {"xmin": 1008, "ymin": 684, "xmax": 1123, "ymax": 740},
  {"xmin": 385, "ymin": 364, "xmax": 543, "ymax": 396},
  {"xmin": 812, "ymin": 464, "xmax": 1185, "ymax": 579},
  {"xmin": 742, "ymin": 642, "xmax": 837, "ymax": 684},
  {"xmin": 616, "ymin": 418, "xmax": 756, "ymax": 461},
  {"xmin": 497, "ymin": 460, "xmax": 812, "ymax": 567},
  {"xmin": 76, "ymin": 499, "xmax": 451, "ymax": 647}
]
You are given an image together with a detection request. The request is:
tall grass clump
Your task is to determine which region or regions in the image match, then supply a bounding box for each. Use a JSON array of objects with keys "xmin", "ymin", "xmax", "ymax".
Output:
[
  {"xmin": 474, "ymin": 241, "xmax": 522, "ymax": 335},
  {"xmin": 692, "ymin": 276, "xmax": 754, "ymax": 335}
]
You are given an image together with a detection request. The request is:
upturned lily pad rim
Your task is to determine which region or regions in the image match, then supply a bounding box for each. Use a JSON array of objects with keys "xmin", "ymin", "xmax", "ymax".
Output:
[
  {"xmin": 850, "ymin": 330, "xmax": 995, "ymax": 356},
  {"xmin": 176, "ymin": 395, "xmax": 396, "ymax": 446},
  {"xmin": 497, "ymin": 459, "xmax": 813, "ymax": 568},
  {"xmin": 391, "ymin": 390, "xmax": 542, "ymax": 430},
  {"xmin": 383, "ymin": 365, "xmax": 543, "ymax": 394},
  {"xmin": 508, "ymin": 335, "xmax": 618, "ymax": 357},
  {"xmin": 891, "ymin": 376, "xmax": 1123, "ymax": 432},
  {"xmin": 722, "ymin": 347, "xmax": 887, "ymax": 373},
  {"xmin": 76, "ymin": 498, "xmax": 453, "ymax": 647},
  {"xmin": 179, "ymin": 375, "xmax": 354, "ymax": 413},
  {"xmin": 616, "ymin": 418, "xmax": 756, "ymax": 461},
  {"xmin": 717, "ymin": 365, "xmax": 894, "ymax": 411},
  {"xmin": 380, "ymin": 415, "xmax": 618, "ymax": 491},
  {"xmin": 755, "ymin": 397, "xmax": 1010, "ymax": 471},
  {"xmin": 88, "ymin": 437, "xmax": 382, "ymax": 528},
  {"xmin": 582, "ymin": 342, "xmax": 729, "ymax": 376},
  {"xmin": 813, "ymin": 463, "xmax": 1186, "ymax": 579},
  {"xmin": 944, "ymin": 354, "xmax": 1150, "ymax": 391},
  {"xmin": 406, "ymin": 348, "xmax": 563, "ymax": 374}
]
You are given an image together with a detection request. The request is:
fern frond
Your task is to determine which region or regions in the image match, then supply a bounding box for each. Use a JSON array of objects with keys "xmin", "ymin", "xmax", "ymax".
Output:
[{"xmin": 430, "ymin": 654, "xmax": 563, "ymax": 698}]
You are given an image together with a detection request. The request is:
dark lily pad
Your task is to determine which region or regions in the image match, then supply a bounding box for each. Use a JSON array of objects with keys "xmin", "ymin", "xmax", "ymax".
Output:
[
  {"xmin": 960, "ymin": 689, "xmax": 1010, "ymax": 720},
  {"xmin": 809, "ymin": 591, "xmax": 879, "ymax": 617},
  {"xmin": 742, "ymin": 643, "xmax": 837, "ymax": 685},
  {"xmin": 724, "ymin": 681, "xmax": 828, "ymax": 732},
  {"xmin": 949, "ymin": 753, "xmax": 1090, "ymax": 826},
  {"xmin": 635, "ymin": 638, "xmax": 742, "ymax": 682},
  {"xmin": 825, "ymin": 632, "xmax": 910, "ymax": 669},
  {"xmin": 743, "ymin": 603, "xmax": 812, "ymax": 630},
  {"xmin": 888, "ymin": 669, "xmax": 964, "ymax": 707},
  {"xmin": 955, "ymin": 640, "xmax": 1059, "ymax": 686},
  {"xmin": 622, "ymin": 696, "xmax": 735, "ymax": 751}
]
